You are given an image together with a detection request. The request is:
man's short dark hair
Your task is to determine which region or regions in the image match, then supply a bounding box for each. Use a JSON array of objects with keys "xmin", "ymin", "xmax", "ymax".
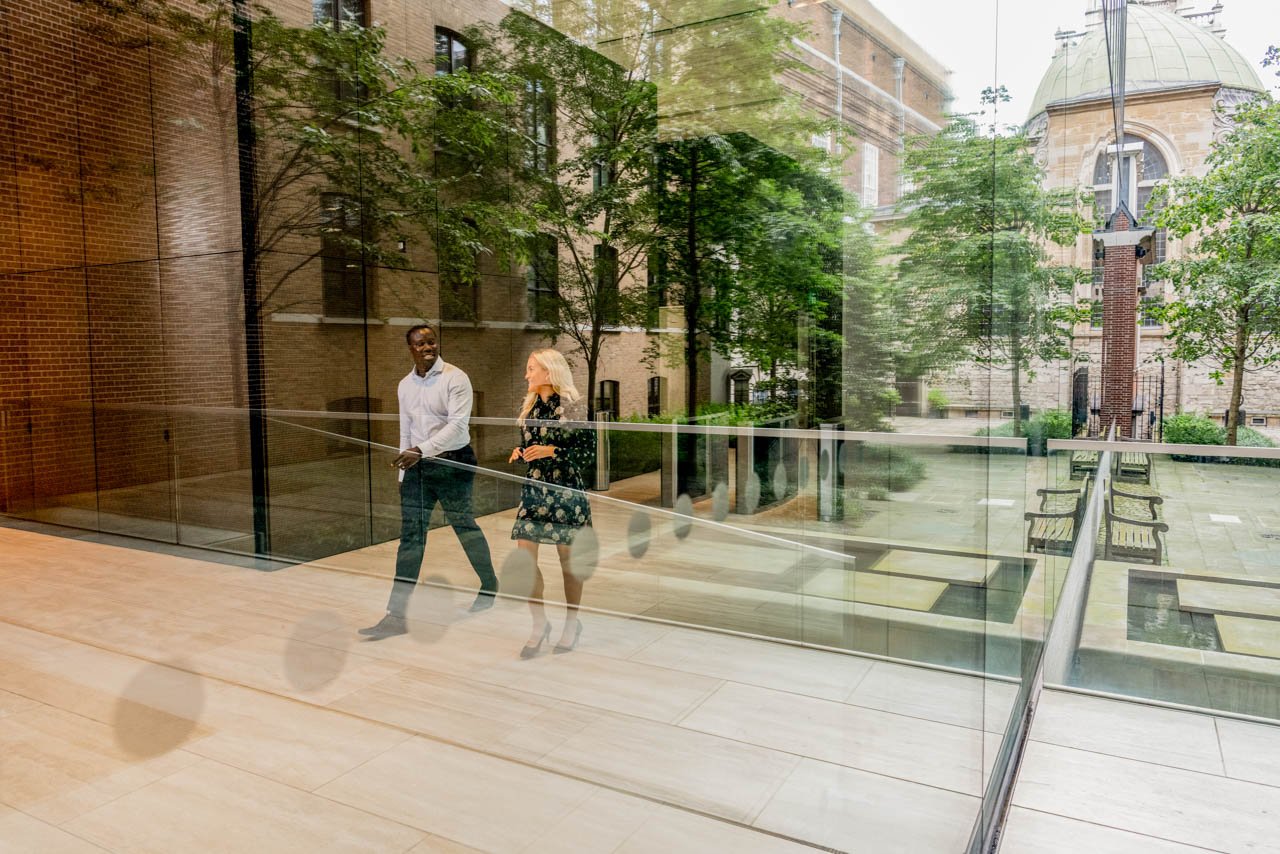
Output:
[{"xmin": 405, "ymin": 323, "xmax": 436, "ymax": 343}]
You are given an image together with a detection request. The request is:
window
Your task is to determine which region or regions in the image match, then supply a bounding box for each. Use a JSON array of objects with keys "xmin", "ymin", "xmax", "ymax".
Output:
[
  {"xmin": 595, "ymin": 244, "xmax": 619, "ymax": 326},
  {"xmin": 591, "ymin": 135, "xmax": 612, "ymax": 190},
  {"xmin": 646, "ymin": 250, "xmax": 667, "ymax": 329},
  {"xmin": 1139, "ymin": 296, "xmax": 1162, "ymax": 328},
  {"xmin": 1090, "ymin": 298, "xmax": 1104, "ymax": 329},
  {"xmin": 1251, "ymin": 417, "xmax": 1267, "ymax": 427},
  {"xmin": 732, "ymin": 374, "xmax": 750, "ymax": 405},
  {"xmin": 313, "ymin": 0, "xmax": 366, "ymax": 28},
  {"xmin": 526, "ymin": 234, "xmax": 558, "ymax": 323},
  {"xmin": 314, "ymin": 0, "xmax": 368, "ymax": 103},
  {"xmin": 1092, "ymin": 134, "xmax": 1166, "ymax": 222},
  {"xmin": 647, "ymin": 376, "xmax": 664, "ymax": 416},
  {"xmin": 524, "ymin": 79, "xmax": 555, "ymax": 173},
  {"xmin": 861, "ymin": 143, "xmax": 879, "ymax": 208},
  {"xmin": 439, "ymin": 252, "xmax": 478, "ymax": 322},
  {"xmin": 596, "ymin": 380, "xmax": 619, "ymax": 417},
  {"xmin": 320, "ymin": 194, "xmax": 367, "ymax": 317},
  {"xmin": 435, "ymin": 28, "xmax": 470, "ymax": 76}
]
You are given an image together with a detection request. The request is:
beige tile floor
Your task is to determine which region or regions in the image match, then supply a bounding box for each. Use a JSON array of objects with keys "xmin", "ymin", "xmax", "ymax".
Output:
[
  {"xmin": 0, "ymin": 524, "xmax": 1009, "ymax": 853},
  {"xmin": 1004, "ymin": 689, "xmax": 1280, "ymax": 853}
]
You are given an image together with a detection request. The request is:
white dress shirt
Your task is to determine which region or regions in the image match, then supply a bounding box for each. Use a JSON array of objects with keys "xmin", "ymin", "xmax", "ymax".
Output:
[{"xmin": 398, "ymin": 359, "xmax": 474, "ymax": 477}]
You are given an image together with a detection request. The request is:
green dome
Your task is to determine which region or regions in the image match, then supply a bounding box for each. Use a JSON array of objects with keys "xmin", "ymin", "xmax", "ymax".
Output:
[{"xmin": 1027, "ymin": 4, "xmax": 1264, "ymax": 121}]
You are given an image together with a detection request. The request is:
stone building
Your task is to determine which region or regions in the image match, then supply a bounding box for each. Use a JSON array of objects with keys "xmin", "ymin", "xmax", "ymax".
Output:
[{"xmin": 929, "ymin": 0, "xmax": 1275, "ymax": 435}]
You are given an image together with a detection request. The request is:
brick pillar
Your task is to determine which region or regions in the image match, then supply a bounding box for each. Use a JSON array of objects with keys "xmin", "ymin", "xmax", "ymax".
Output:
[{"xmin": 1101, "ymin": 210, "xmax": 1139, "ymax": 437}]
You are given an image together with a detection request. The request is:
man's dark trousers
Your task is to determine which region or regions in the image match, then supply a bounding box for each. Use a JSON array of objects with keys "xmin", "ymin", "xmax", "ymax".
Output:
[{"xmin": 388, "ymin": 445, "xmax": 497, "ymax": 616}]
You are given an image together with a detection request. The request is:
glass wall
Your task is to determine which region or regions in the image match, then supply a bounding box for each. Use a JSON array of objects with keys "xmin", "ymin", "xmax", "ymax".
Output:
[{"xmin": 25, "ymin": 0, "xmax": 1280, "ymax": 850}]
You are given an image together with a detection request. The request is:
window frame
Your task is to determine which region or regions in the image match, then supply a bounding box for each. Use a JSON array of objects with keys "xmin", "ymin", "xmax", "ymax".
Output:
[
  {"xmin": 596, "ymin": 380, "xmax": 620, "ymax": 417},
  {"xmin": 435, "ymin": 27, "xmax": 472, "ymax": 76},
  {"xmin": 320, "ymin": 193, "xmax": 370, "ymax": 318},
  {"xmin": 595, "ymin": 243, "xmax": 620, "ymax": 327},
  {"xmin": 526, "ymin": 234, "xmax": 559, "ymax": 324}
]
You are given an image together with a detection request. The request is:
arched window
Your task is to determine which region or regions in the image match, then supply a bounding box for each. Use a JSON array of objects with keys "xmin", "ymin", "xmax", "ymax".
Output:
[
  {"xmin": 435, "ymin": 28, "xmax": 471, "ymax": 76},
  {"xmin": 1091, "ymin": 133, "xmax": 1167, "ymax": 219},
  {"xmin": 1090, "ymin": 134, "xmax": 1169, "ymax": 305}
]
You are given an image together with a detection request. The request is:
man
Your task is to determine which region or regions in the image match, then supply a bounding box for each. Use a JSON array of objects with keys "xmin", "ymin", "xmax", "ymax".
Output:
[{"xmin": 360, "ymin": 325, "xmax": 498, "ymax": 639}]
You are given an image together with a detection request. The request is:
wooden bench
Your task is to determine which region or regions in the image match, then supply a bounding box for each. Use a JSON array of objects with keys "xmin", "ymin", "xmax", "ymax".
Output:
[
  {"xmin": 1103, "ymin": 487, "xmax": 1168, "ymax": 564},
  {"xmin": 1111, "ymin": 486, "xmax": 1162, "ymax": 520},
  {"xmin": 1115, "ymin": 451, "xmax": 1152, "ymax": 484},
  {"xmin": 1025, "ymin": 475, "xmax": 1090, "ymax": 555},
  {"xmin": 1069, "ymin": 450, "xmax": 1100, "ymax": 479}
]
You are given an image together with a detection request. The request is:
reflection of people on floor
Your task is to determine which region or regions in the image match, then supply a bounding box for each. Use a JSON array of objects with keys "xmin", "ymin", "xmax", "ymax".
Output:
[
  {"xmin": 509, "ymin": 349, "xmax": 594, "ymax": 657},
  {"xmin": 360, "ymin": 325, "xmax": 498, "ymax": 640}
]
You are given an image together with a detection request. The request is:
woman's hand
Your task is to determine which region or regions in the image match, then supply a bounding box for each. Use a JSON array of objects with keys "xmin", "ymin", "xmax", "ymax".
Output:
[
  {"xmin": 522, "ymin": 444, "xmax": 557, "ymax": 462},
  {"xmin": 509, "ymin": 447, "xmax": 524, "ymax": 463}
]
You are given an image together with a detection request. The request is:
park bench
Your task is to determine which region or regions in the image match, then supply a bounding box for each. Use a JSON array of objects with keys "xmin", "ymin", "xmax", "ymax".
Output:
[
  {"xmin": 1115, "ymin": 450, "xmax": 1152, "ymax": 484},
  {"xmin": 1111, "ymin": 485, "xmax": 1162, "ymax": 520},
  {"xmin": 1069, "ymin": 450, "xmax": 1100, "ymax": 479},
  {"xmin": 1025, "ymin": 475, "xmax": 1090, "ymax": 555},
  {"xmin": 1103, "ymin": 487, "xmax": 1168, "ymax": 564}
]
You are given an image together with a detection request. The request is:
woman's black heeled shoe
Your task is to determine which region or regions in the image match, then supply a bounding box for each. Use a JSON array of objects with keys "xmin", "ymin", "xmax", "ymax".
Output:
[
  {"xmin": 553, "ymin": 620, "xmax": 583, "ymax": 654},
  {"xmin": 520, "ymin": 622, "xmax": 551, "ymax": 659}
]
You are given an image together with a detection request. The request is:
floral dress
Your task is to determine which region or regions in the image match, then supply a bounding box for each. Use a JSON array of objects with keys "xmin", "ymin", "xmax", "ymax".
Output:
[{"xmin": 511, "ymin": 394, "xmax": 594, "ymax": 545}]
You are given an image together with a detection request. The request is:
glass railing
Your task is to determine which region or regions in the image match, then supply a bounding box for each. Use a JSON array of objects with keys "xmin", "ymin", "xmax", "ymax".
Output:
[
  {"xmin": 3, "ymin": 401, "xmax": 1055, "ymax": 851},
  {"xmin": 1040, "ymin": 438, "xmax": 1280, "ymax": 720}
]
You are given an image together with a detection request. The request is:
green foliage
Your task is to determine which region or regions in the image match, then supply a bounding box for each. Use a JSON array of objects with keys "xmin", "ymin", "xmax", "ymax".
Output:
[
  {"xmin": 974, "ymin": 409, "xmax": 1073, "ymax": 455},
  {"xmin": 607, "ymin": 425, "xmax": 662, "ymax": 481},
  {"xmin": 696, "ymin": 401, "xmax": 797, "ymax": 426},
  {"xmin": 1162, "ymin": 413, "xmax": 1278, "ymax": 467},
  {"xmin": 1149, "ymin": 96, "xmax": 1280, "ymax": 445},
  {"xmin": 1161, "ymin": 413, "xmax": 1226, "ymax": 446},
  {"xmin": 895, "ymin": 115, "xmax": 1087, "ymax": 436},
  {"xmin": 487, "ymin": 12, "xmax": 661, "ymax": 418},
  {"xmin": 841, "ymin": 445, "xmax": 927, "ymax": 493},
  {"xmin": 927, "ymin": 389, "xmax": 950, "ymax": 412}
]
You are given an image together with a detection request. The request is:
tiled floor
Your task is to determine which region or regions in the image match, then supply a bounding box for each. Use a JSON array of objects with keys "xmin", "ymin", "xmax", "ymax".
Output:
[
  {"xmin": 1003, "ymin": 689, "xmax": 1280, "ymax": 853},
  {"xmin": 8, "ymin": 522, "xmax": 1278, "ymax": 852},
  {"xmin": 0, "ymin": 525, "xmax": 1002, "ymax": 853}
]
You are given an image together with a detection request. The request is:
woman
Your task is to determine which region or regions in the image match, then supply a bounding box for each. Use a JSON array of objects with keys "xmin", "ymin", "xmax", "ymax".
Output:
[{"xmin": 509, "ymin": 349, "xmax": 594, "ymax": 657}]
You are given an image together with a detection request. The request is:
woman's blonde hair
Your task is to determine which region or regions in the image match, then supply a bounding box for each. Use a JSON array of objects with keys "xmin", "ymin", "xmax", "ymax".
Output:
[{"xmin": 518, "ymin": 348, "xmax": 581, "ymax": 424}]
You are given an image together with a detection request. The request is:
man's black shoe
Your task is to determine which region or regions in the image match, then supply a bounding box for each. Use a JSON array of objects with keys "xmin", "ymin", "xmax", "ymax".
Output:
[
  {"xmin": 468, "ymin": 589, "xmax": 498, "ymax": 613},
  {"xmin": 358, "ymin": 614, "xmax": 407, "ymax": 639}
]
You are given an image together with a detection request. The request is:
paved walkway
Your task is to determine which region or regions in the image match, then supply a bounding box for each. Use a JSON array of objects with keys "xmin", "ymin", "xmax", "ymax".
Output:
[
  {"xmin": 1003, "ymin": 689, "xmax": 1280, "ymax": 853},
  {"xmin": 0, "ymin": 523, "xmax": 1003, "ymax": 853}
]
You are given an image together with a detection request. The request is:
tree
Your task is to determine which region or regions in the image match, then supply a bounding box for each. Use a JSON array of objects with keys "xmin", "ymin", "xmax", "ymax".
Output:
[
  {"xmin": 487, "ymin": 12, "xmax": 660, "ymax": 421},
  {"xmin": 895, "ymin": 115, "xmax": 1085, "ymax": 438},
  {"xmin": 76, "ymin": 0, "xmax": 532, "ymax": 319},
  {"xmin": 1150, "ymin": 96, "xmax": 1280, "ymax": 445}
]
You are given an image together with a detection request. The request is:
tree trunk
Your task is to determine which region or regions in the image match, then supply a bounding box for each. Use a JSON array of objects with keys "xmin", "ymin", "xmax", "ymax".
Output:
[
  {"xmin": 1010, "ymin": 336, "xmax": 1024, "ymax": 439},
  {"xmin": 769, "ymin": 361, "xmax": 777, "ymax": 402},
  {"xmin": 1226, "ymin": 316, "xmax": 1248, "ymax": 446},
  {"xmin": 685, "ymin": 154, "xmax": 700, "ymax": 423},
  {"xmin": 585, "ymin": 352, "xmax": 598, "ymax": 423},
  {"xmin": 681, "ymin": 153, "xmax": 701, "ymax": 496}
]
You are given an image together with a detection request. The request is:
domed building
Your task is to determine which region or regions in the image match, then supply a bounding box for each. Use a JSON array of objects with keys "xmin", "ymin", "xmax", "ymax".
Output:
[
  {"xmin": 1028, "ymin": 0, "xmax": 1270, "ymax": 435},
  {"xmin": 931, "ymin": 1, "xmax": 1275, "ymax": 436}
]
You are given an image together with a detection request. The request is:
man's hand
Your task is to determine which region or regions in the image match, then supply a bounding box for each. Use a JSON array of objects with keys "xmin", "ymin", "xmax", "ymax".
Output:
[
  {"xmin": 521, "ymin": 444, "xmax": 557, "ymax": 462},
  {"xmin": 509, "ymin": 447, "xmax": 524, "ymax": 463},
  {"xmin": 394, "ymin": 448, "xmax": 423, "ymax": 471}
]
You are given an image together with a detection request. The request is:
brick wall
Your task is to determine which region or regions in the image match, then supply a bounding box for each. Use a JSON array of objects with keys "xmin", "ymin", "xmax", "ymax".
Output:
[{"xmin": 0, "ymin": 0, "xmax": 689, "ymax": 544}]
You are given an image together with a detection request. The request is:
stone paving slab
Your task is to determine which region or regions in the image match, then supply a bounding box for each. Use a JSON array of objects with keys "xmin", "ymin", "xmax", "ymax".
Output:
[
  {"xmin": 1176, "ymin": 579, "xmax": 1280, "ymax": 619},
  {"xmin": 871, "ymin": 549, "xmax": 1003, "ymax": 586},
  {"xmin": 1215, "ymin": 615, "xmax": 1280, "ymax": 659}
]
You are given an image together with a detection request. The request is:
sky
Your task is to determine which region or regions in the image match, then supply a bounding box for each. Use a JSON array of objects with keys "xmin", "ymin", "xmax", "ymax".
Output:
[{"xmin": 874, "ymin": 0, "xmax": 1280, "ymax": 122}]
